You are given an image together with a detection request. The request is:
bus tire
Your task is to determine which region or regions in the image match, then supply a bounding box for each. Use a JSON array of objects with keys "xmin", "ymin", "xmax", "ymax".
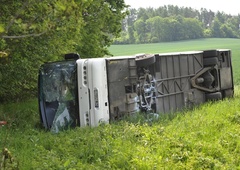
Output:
[
  {"xmin": 203, "ymin": 57, "xmax": 218, "ymax": 66},
  {"xmin": 203, "ymin": 50, "xmax": 218, "ymax": 58},
  {"xmin": 205, "ymin": 92, "xmax": 222, "ymax": 101},
  {"xmin": 135, "ymin": 54, "xmax": 156, "ymax": 67}
]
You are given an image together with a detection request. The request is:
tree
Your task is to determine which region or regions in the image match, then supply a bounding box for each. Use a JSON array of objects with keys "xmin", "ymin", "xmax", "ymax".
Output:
[
  {"xmin": 119, "ymin": 5, "xmax": 240, "ymax": 45},
  {"xmin": 155, "ymin": 6, "xmax": 168, "ymax": 18},
  {"xmin": 200, "ymin": 8, "xmax": 215, "ymax": 28},
  {"xmin": 0, "ymin": 0, "xmax": 128, "ymax": 102},
  {"xmin": 216, "ymin": 12, "xmax": 226, "ymax": 24},
  {"xmin": 225, "ymin": 16, "xmax": 240, "ymax": 37},
  {"xmin": 0, "ymin": 0, "xmax": 86, "ymax": 101},
  {"xmin": 134, "ymin": 19, "xmax": 147, "ymax": 43},
  {"xmin": 137, "ymin": 8, "xmax": 149, "ymax": 21},
  {"xmin": 127, "ymin": 8, "xmax": 137, "ymax": 26},
  {"xmin": 183, "ymin": 18, "xmax": 203, "ymax": 39},
  {"xmin": 76, "ymin": 0, "xmax": 128, "ymax": 58},
  {"xmin": 146, "ymin": 16, "xmax": 164, "ymax": 42},
  {"xmin": 128, "ymin": 26, "xmax": 135, "ymax": 44},
  {"xmin": 211, "ymin": 19, "xmax": 224, "ymax": 37},
  {"xmin": 162, "ymin": 17, "xmax": 183, "ymax": 41},
  {"xmin": 220, "ymin": 24, "xmax": 236, "ymax": 38}
]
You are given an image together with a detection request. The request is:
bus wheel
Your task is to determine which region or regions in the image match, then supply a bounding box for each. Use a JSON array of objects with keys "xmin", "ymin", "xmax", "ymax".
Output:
[
  {"xmin": 205, "ymin": 92, "xmax": 222, "ymax": 101},
  {"xmin": 135, "ymin": 54, "xmax": 156, "ymax": 67}
]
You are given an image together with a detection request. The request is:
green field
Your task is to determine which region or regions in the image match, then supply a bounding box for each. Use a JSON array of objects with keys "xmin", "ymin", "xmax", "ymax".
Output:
[
  {"xmin": 109, "ymin": 38, "xmax": 240, "ymax": 56},
  {"xmin": 1, "ymin": 38, "xmax": 240, "ymax": 169}
]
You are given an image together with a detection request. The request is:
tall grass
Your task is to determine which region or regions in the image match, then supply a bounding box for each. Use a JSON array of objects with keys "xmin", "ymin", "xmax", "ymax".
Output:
[
  {"xmin": 1, "ymin": 90, "xmax": 240, "ymax": 169},
  {"xmin": 1, "ymin": 38, "xmax": 240, "ymax": 169}
]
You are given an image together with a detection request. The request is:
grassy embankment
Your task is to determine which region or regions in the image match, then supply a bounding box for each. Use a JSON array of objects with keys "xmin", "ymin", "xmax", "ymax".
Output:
[{"xmin": 1, "ymin": 38, "xmax": 240, "ymax": 169}]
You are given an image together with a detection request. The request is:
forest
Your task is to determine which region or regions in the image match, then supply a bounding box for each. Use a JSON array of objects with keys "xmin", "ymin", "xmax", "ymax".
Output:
[{"xmin": 114, "ymin": 5, "xmax": 240, "ymax": 44}]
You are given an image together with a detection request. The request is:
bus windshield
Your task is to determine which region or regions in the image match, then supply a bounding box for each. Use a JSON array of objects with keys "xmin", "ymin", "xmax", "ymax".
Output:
[{"xmin": 38, "ymin": 60, "xmax": 79, "ymax": 133}]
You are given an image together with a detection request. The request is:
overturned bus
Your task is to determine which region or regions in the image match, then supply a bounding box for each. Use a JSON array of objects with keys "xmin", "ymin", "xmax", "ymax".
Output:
[{"xmin": 38, "ymin": 49, "xmax": 234, "ymax": 132}]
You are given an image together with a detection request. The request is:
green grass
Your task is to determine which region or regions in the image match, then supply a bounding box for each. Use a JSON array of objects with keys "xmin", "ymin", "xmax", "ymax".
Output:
[
  {"xmin": 1, "ymin": 38, "xmax": 240, "ymax": 169},
  {"xmin": 109, "ymin": 38, "xmax": 240, "ymax": 56},
  {"xmin": 1, "ymin": 89, "xmax": 240, "ymax": 169}
]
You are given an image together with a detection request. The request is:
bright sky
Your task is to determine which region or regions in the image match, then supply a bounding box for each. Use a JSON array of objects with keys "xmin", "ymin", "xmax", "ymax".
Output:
[{"xmin": 124, "ymin": 0, "xmax": 240, "ymax": 16}]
